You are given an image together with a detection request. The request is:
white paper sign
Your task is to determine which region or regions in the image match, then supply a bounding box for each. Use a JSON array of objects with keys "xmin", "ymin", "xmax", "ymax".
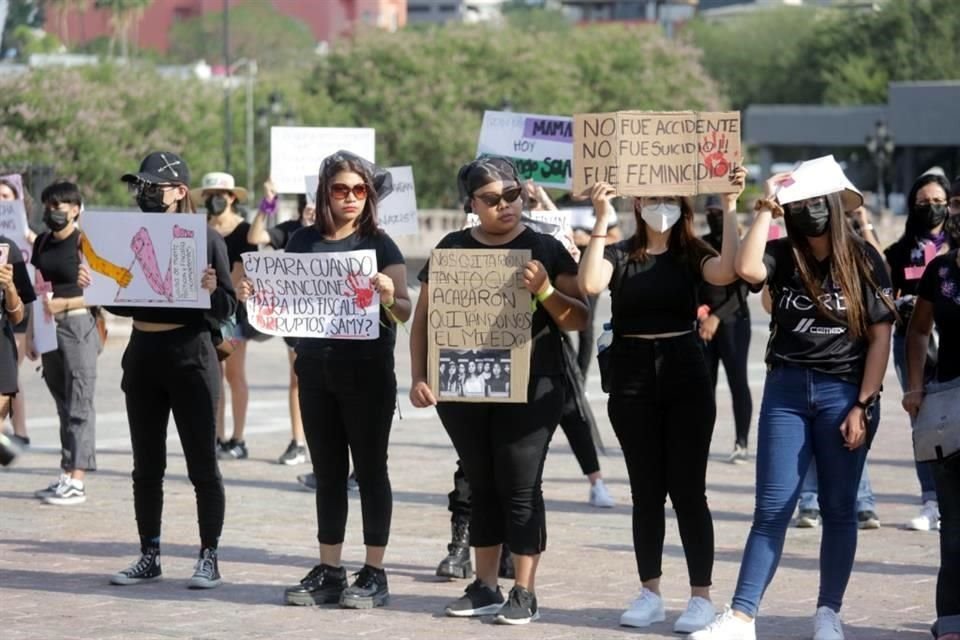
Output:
[
  {"xmin": 0, "ymin": 199, "xmax": 31, "ymax": 263},
  {"xmin": 242, "ymin": 250, "xmax": 380, "ymax": 340},
  {"xmin": 465, "ymin": 210, "xmax": 573, "ymax": 251},
  {"xmin": 776, "ymin": 155, "xmax": 862, "ymax": 208},
  {"xmin": 79, "ymin": 212, "xmax": 210, "ymax": 308},
  {"xmin": 32, "ymin": 289, "xmax": 57, "ymax": 355},
  {"xmin": 378, "ymin": 166, "xmax": 418, "ymax": 236},
  {"xmin": 270, "ymin": 127, "xmax": 375, "ymax": 194},
  {"xmin": 304, "ymin": 175, "xmax": 319, "ymax": 207},
  {"xmin": 476, "ymin": 110, "xmax": 573, "ymax": 189}
]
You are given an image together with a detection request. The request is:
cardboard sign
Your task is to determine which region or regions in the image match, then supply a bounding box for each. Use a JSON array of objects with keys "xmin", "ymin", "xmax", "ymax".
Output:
[
  {"xmin": 572, "ymin": 111, "xmax": 741, "ymax": 197},
  {"xmin": 378, "ymin": 166, "xmax": 418, "ymax": 236},
  {"xmin": 242, "ymin": 250, "xmax": 380, "ymax": 340},
  {"xmin": 0, "ymin": 199, "xmax": 31, "ymax": 265},
  {"xmin": 79, "ymin": 212, "xmax": 210, "ymax": 308},
  {"xmin": 427, "ymin": 248, "xmax": 532, "ymax": 403},
  {"xmin": 477, "ymin": 110, "xmax": 573, "ymax": 189},
  {"xmin": 270, "ymin": 127, "xmax": 375, "ymax": 194}
]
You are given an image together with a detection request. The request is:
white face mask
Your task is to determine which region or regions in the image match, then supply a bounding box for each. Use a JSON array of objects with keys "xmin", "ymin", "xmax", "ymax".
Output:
[{"xmin": 640, "ymin": 203, "xmax": 682, "ymax": 233}]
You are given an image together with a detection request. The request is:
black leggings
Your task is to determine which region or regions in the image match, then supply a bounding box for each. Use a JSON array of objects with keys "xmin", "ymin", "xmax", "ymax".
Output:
[
  {"xmin": 296, "ymin": 355, "xmax": 396, "ymax": 547},
  {"xmin": 703, "ymin": 313, "xmax": 753, "ymax": 448},
  {"xmin": 576, "ymin": 294, "xmax": 599, "ymax": 378},
  {"xmin": 121, "ymin": 326, "xmax": 225, "ymax": 550},
  {"xmin": 437, "ymin": 375, "xmax": 562, "ymax": 555},
  {"xmin": 607, "ymin": 333, "xmax": 716, "ymax": 587}
]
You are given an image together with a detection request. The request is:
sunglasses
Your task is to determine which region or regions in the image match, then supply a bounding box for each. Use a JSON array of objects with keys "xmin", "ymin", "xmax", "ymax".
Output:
[
  {"xmin": 786, "ymin": 197, "xmax": 827, "ymax": 214},
  {"xmin": 128, "ymin": 182, "xmax": 175, "ymax": 198},
  {"xmin": 473, "ymin": 186, "xmax": 522, "ymax": 208},
  {"xmin": 330, "ymin": 183, "xmax": 368, "ymax": 200}
]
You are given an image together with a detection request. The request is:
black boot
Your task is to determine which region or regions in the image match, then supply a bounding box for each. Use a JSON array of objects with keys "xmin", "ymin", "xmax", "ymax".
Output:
[
  {"xmin": 436, "ymin": 516, "xmax": 472, "ymax": 579},
  {"xmin": 498, "ymin": 543, "xmax": 515, "ymax": 580}
]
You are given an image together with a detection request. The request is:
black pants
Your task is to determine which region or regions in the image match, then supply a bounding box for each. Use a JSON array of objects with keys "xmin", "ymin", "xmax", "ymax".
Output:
[
  {"xmin": 296, "ymin": 355, "xmax": 396, "ymax": 547},
  {"xmin": 577, "ymin": 294, "xmax": 599, "ymax": 379},
  {"xmin": 437, "ymin": 375, "xmax": 562, "ymax": 555},
  {"xmin": 558, "ymin": 374, "xmax": 601, "ymax": 476},
  {"xmin": 702, "ymin": 313, "xmax": 753, "ymax": 448},
  {"xmin": 121, "ymin": 326, "xmax": 225, "ymax": 550},
  {"xmin": 607, "ymin": 333, "xmax": 716, "ymax": 587}
]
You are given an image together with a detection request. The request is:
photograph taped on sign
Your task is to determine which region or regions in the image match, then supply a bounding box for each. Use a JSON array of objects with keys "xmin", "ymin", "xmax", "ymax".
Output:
[{"xmin": 438, "ymin": 349, "xmax": 513, "ymax": 399}]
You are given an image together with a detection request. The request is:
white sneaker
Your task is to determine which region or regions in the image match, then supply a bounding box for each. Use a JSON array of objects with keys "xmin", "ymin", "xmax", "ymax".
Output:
[
  {"xmin": 589, "ymin": 479, "xmax": 615, "ymax": 508},
  {"xmin": 690, "ymin": 608, "xmax": 756, "ymax": 640},
  {"xmin": 907, "ymin": 500, "xmax": 940, "ymax": 531},
  {"xmin": 42, "ymin": 479, "xmax": 86, "ymax": 506},
  {"xmin": 675, "ymin": 596, "xmax": 716, "ymax": 633},
  {"xmin": 619, "ymin": 588, "xmax": 665, "ymax": 627},
  {"xmin": 727, "ymin": 445, "xmax": 748, "ymax": 465},
  {"xmin": 813, "ymin": 606, "xmax": 844, "ymax": 640},
  {"xmin": 35, "ymin": 473, "xmax": 70, "ymax": 499}
]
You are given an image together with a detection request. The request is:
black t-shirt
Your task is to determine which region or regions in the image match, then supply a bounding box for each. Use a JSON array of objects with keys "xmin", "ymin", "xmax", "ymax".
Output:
[
  {"xmin": 106, "ymin": 232, "xmax": 237, "ymax": 326},
  {"xmin": 1, "ymin": 237, "xmax": 37, "ymax": 320},
  {"xmin": 266, "ymin": 219, "xmax": 304, "ymax": 250},
  {"xmin": 287, "ymin": 227, "xmax": 405, "ymax": 360},
  {"xmin": 699, "ymin": 231, "xmax": 750, "ymax": 322},
  {"xmin": 917, "ymin": 251, "xmax": 960, "ymax": 383},
  {"xmin": 762, "ymin": 238, "xmax": 894, "ymax": 383},
  {"xmin": 31, "ymin": 229, "xmax": 83, "ymax": 298},
  {"xmin": 418, "ymin": 227, "xmax": 578, "ymax": 376},
  {"xmin": 603, "ymin": 239, "xmax": 711, "ymax": 335},
  {"xmin": 884, "ymin": 236, "xmax": 946, "ymax": 335},
  {"xmin": 223, "ymin": 221, "xmax": 257, "ymax": 269}
]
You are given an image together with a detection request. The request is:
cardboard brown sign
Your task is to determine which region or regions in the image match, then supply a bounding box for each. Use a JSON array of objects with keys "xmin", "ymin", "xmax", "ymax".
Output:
[
  {"xmin": 573, "ymin": 111, "xmax": 741, "ymax": 197},
  {"xmin": 427, "ymin": 248, "xmax": 532, "ymax": 403}
]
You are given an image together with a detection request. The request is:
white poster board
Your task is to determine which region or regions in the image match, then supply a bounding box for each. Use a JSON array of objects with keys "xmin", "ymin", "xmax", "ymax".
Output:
[
  {"xmin": 466, "ymin": 210, "xmax": 573, "ymax": 251},
  {"xmin": 79, "ymin": 212, "xmax": 210, "ymax": 308},
  {"xmin": 476, "ymin": 110, "xmax": 573, "ymax": 189},
  {"xmin": 32, "ymin": 290, "xmax": 57, "ymax": 354},
  {"xmin": 242, "ymin": 250, "xmax": 380, "ymax": 339},
  {"xmin": 378, "ymin": 166, "xmax": 418, "ymax": 236},
  {"xmin": 304, "ymin": 175, "xmax": 319, "ymax": 207},
  {"xmin": 270, "ymin": 127, "xmax": 376, "ymax": 194},
  {"xmin": 0, "ymin": 199, "xmax": 31, "ymax": 265}
]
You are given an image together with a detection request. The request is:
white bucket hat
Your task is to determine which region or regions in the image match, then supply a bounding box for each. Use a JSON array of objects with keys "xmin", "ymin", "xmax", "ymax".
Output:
[{"xmin": 191, "ymin": 172, "xmax": 248, "ymax": 203}]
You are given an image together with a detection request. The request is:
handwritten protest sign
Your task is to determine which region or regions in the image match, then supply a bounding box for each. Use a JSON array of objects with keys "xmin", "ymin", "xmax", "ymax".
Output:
[
  {"xmin": 0, "ymin": 199, "xmax": 31, "ymax": 263},
  {"xmin": 427, "ymin": 248, "xmax": 532, "ymax": 403},
  {"xmin": 270, "ymin": 127, "xmax": 375, "ymax": 194},
  {"xmin": 243, "ymin": 250, "xmax": 380, "ymax": 340},
  {"xmin": 465, "ymin": 210, "xmax": 574, "ymax": 251},
  {"xmin": 304, "ymin": 175, "xmax": 319, "ymax": 206},
  {"xmin": 378, "ymin": 166, "xmax": 418, "ymax": 236},
  {"xmin": 477, "ymin": 110, "xmax": 573, "ymax": 189},
  {"xmin": 80, "ymin": 212, "xmax": 209, "ymax": 308},
  {"xmin": 573, "ymin": 111, "xmax": 741, "ymax": 197}
]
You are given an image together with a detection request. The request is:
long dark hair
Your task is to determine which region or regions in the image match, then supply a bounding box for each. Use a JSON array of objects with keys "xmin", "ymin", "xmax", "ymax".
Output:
[
  {"xmin": 784, "ymin": 192, "xmax": 895, "ymax": 339},
  {"xmin": 314, "ymin": 158, "xmax": 380, "ymax": 238},
  {"xmin": 630, "ymin": 197, "xmax": 716, "ymax": 273},
  {"xmin": 901, "ymin": 173, "xmax": 951, "ymax": 242}
]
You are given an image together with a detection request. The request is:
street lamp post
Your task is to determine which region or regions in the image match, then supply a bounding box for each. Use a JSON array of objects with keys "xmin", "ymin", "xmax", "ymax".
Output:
[{"xmin": 865, "ymin": 120, "xmax": 895, "ymax": 211}]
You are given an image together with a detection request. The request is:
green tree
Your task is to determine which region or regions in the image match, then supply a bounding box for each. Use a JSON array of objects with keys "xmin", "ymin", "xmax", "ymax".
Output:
[
  {"xmin": 2, "ymin": 0, "xmax": 44, "ymax": 55},
  {"xmin": 93, "ymin": 0, "xmax": 151, "ymax": 58}
]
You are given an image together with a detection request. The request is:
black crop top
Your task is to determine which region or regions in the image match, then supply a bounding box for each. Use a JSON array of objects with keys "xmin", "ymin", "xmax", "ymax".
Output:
[
  {"xmin": 604, "ymin": 240, "xmax": 706, "ymax": 335},
  {"xmin": 32, "ymin": 229, "xmax": 83, "ymax": 298}
]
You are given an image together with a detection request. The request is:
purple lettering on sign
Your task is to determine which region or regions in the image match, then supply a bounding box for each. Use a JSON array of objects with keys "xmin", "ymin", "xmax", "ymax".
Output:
[{"xmin": 522, "ymin": 118, "xmax": 573, "ymax": 143}]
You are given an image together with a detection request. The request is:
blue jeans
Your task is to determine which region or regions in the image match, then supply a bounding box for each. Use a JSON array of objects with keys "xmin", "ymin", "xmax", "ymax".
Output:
[
  {"xmin": 893, "ymin": 333, "xmax": 938, "ymax": 503},
  {"xmin": 799, "ymin": 451, "xmax": 878, "ymax": 513},
  {"xmin": 932, "ymin": 454, "xmax": 960, "ymax": 638},
  {"xmin": 732, "ymin": 366, "xmax": 876, "ymax": 617}
]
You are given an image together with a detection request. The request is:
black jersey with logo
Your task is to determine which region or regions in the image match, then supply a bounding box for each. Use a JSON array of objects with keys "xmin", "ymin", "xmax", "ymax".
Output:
[{"xmin": 762, "ymin": 238, "xmax": 894, "ymax": 384}]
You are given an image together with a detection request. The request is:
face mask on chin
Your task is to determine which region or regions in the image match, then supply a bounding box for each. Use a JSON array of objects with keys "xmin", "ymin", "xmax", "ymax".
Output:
[{"xmin": 640, "ymin": 202, "xmax": 682, "ymax": 233}]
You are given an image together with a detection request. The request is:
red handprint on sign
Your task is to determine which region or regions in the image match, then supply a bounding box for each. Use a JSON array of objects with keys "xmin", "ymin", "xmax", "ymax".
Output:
[
  {"xmin": 700, "ymin": 131, "xmax": 730, "ymax": 178},
  {"xmin": 345, "ymin": 272, "xmax": 375, "ymax": 309},
  {"xmin": 253, "ymin": 291, "xmax": 278, "ymax": 332}
]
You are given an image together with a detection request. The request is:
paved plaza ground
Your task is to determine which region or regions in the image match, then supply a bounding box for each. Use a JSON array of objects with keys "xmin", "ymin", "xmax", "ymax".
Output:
[{"xmin": 1, "ymin": 294, "xmax": 943, "ymax": 639}]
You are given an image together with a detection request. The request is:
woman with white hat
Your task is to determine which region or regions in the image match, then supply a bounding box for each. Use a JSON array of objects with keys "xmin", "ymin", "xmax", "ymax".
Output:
[
  {"xmin": 196, "ymin": 172, "xmax": 254, "ymax": 461},
  {"xmin": 693, "ymin": 158, "xmax": 896, "ymax": 640}
]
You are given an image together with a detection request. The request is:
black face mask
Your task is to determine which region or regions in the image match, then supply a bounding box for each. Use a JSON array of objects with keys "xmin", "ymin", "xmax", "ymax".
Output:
[
  {"xmin": 706, "ymin": 212, "xmax": 723, "ymax": 237},
  {"xmin": 916, "ymin": 203, "xmax": 948, "ymax": 230},
  {"xmin": 790, "ymin": 200, "xmax": 831, "ymax": 237},
  {"xmin": 137, "ymin": 190, "xmax": 168, "ymax": 213},
  {"xmin": 205, "ymin": 195, "xmax": 228, "ymax": 217},
  {"xmin": 43, "ymin": 208, "xmax": 70, "ymax": 231}
]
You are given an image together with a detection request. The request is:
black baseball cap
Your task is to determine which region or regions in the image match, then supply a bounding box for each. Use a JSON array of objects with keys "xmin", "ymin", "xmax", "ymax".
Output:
[{"xmin": 122, "ymin": 151, "xmax": 191, "ymax": 186}]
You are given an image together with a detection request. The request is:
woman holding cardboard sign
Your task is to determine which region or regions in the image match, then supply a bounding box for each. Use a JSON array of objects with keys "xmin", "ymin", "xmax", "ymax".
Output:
[
  {"xmin": 693, "ymin": 158, "xmax": 894, "ymax": 640},
  {"xmin": 578, "ymin": 167, "xmax": 745, "ymax": 633},
  {"xmin": 410, "ymin": 157, "xmax": 588, "ymax": 625}
]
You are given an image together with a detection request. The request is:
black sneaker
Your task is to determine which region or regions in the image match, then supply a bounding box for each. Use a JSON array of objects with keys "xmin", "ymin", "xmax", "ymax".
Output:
[
  {"xmin": 284, "ymin": 564, "xmax": 348, "ymax": 606},
  {"xmin": 278, "ymin": 440, "xmax": 307, "ymax": 466},
  {"xmin": 339, "ymin": 565, "xmax": 389, "ymax": 609},
  {"xmin": 218, "ymin": 439, "xmax": 249, "ymax": 460},
  {"xmin": 188, "ymin": 547, "xmax": 222, "ymax": 589},
  {"xmin": 110, "ymin": 547, "xmax": 162, "ymax": 585},
  {"xmin": 796, "ymin": 508, "xmax": 821, "ymax": 528},
  {"xmin": 445, "ymin": 579, "xmax": 505, "ymax": 617},
  {"xmin": 495, "ymin": 585, "xmax": 539, "ymax": 625},
  {"xmin": 0, "ymin": 433, "xmax": 21, "ymax": 467},
  {"xmin": 858, "ymin": 510, "xmax": 881, "ymax": 530},
  {"xmin": 297, "ymin": 473, "xmax": 316, "ymax": 492}
]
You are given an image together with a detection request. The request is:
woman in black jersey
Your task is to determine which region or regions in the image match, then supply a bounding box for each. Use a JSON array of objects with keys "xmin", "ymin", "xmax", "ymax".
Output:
[
  {"xmin": 579, "ymin": 169, "xmax": 745, "ymax": 633},
  {"xmin": 411, "ymin": 157, "xmax": 588, "ymax": 625},
  {"xmin": 199, "ymin": 172, "xmax": 254, "ymax": 460},
  {"xmin": 101, "ymin": 152, "xmax": 236, "ymax": 590}
]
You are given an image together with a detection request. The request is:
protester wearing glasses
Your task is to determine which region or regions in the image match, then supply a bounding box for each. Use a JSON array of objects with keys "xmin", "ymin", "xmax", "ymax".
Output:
[
  {"xmin": 579, "ymin": 168, "xmax": 745, "ymax": 633},
  {"xmin": 240, "ymin": 151, "xmax": 409, "ymax": 610},
  {"xmin": 411, "ymin": 157, "xmax": 589, "ymax": 625},
  {"xmin": 103, "ymin": 152, "xmax": 236, "ymax": 589},
  {"xmin": 200, "ymin": 172, "xmax": 254, "ymax": 461},
  {"xmin": 903, "ymin": 175, "xmax": 960, "ymax": 640},
  {"xmin": 694, "ymin": 162, "xmax": 894, "ymax": 640},
  {"xmin": 27, "ymin": 182, "xmax": 101, "ymax": 506}
]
